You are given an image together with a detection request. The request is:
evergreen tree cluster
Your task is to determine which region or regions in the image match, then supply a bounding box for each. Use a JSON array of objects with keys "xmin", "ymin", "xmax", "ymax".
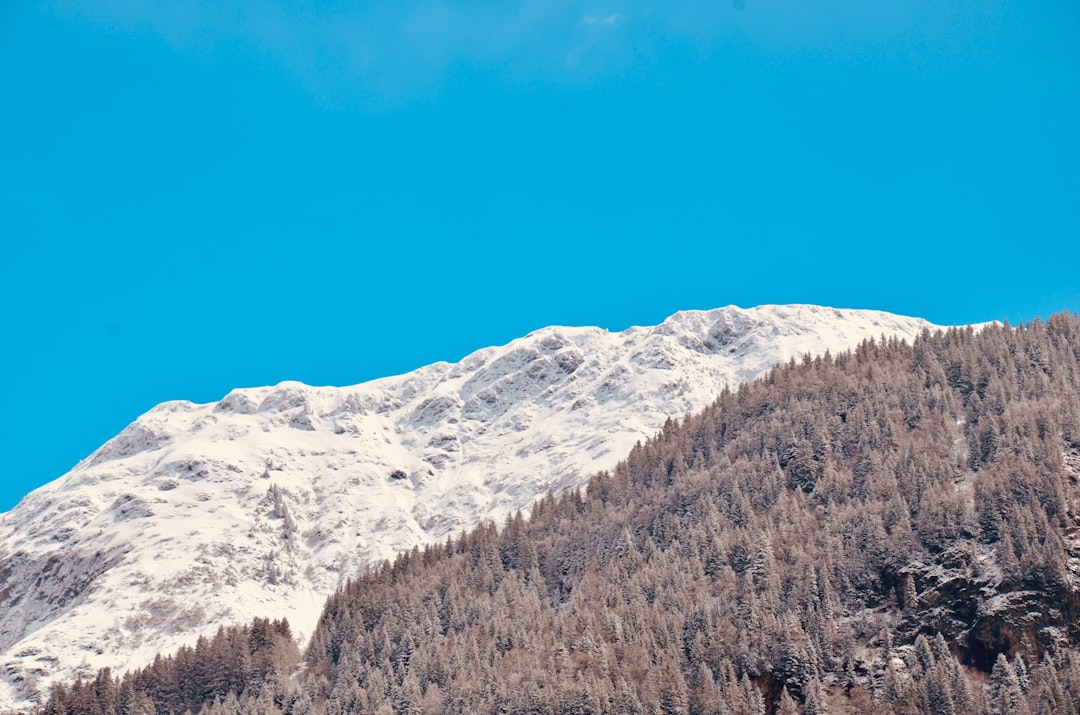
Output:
[
  {"xmin": 39, "ymin": 618, "xmax": 298, "ymax": 715},
  {"xmin": 37, "ymin": 315, "xmax": 1080, "ymax": 714}
]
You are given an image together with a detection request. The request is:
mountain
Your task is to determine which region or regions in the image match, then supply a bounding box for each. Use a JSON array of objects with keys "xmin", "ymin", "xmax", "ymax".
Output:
[
  {"xmin": 38, "ymin": 313, "xmax": 1080, "ymax": 715},
  {"xmin": 280, "ymin": 315, "xmax": 1080, "ymax": 715},
  {"xmin": 0, "ymin": 305, "xmax": 937, "ymax": 709}
]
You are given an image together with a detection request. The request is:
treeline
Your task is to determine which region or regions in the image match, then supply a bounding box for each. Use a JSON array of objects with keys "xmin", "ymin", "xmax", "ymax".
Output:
[
  {"xmin": 39, "ymin": 618, "xmax": 298, "ymax": 715},
  {"xmin": 39, "ymin": 314, "xmax": 1080, "ymax": 714}
]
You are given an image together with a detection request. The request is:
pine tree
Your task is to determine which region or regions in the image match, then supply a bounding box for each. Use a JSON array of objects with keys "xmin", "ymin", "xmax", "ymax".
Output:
[
  {"xmin": 776, "ymin": 686, "xmax": 800, "ymax": 715},
  {"xmin": 990, "ymin": 653, "xmax": 1026, "ymax": 715}
]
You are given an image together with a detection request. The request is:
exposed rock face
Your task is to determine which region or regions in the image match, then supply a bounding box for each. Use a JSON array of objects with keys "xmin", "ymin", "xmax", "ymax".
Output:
[{"xmin": 897, "ymin": 449, "xmax": 1080, "ymax": 671}]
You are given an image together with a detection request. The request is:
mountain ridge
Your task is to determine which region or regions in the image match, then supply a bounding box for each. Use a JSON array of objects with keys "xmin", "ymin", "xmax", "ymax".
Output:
[{"xmin": 0, "ymin": 304, "xmax": 939, "ymax": 709}]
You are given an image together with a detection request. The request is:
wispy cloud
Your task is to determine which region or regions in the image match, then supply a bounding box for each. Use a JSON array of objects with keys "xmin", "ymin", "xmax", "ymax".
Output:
[
  {"xmin": 43, "ymin": 0, "xmax": 990, "ymax": 106},
  {"xmin": 49, "ymin": 0, "xmax": 626, "ymax": 104},
  {"xmin": 581, "ymin": 13, "xmax": 625, "ymax": 26}
]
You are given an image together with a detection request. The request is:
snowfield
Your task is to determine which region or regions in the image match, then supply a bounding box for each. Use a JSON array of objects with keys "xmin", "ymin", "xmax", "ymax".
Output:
[{"xmin": 0, "ymin": 305, "xmax": 939, "ymax": 709}]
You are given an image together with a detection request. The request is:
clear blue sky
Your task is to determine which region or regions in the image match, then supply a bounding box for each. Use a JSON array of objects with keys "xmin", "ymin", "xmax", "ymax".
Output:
[{"xmin": 2, "ymin": 0, "xmax": 1078, "ymax": 511}]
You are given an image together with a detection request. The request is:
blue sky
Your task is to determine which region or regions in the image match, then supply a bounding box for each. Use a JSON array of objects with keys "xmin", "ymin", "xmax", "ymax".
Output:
[{"xmin": 2, "ymin": 0, "xmax": 1078, "ymax": 510}]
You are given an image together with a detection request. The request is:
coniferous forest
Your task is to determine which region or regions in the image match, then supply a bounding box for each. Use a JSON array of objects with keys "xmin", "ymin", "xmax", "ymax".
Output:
[{"xmin": 38, "ymin": 315, "xmax": 1080, "ymax": 714}]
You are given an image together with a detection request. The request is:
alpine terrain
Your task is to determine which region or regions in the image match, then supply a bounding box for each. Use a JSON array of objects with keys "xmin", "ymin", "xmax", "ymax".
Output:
[{"xmin": 0, "ymin": 305, "xmax": 936, "ymax": 709}]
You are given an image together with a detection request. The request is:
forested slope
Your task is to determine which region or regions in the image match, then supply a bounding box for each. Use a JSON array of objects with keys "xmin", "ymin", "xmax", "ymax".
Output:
[
  {"xmin": 0, "ymin": 305, "xmax": 930, "ymax": 710},
  {"xmin": 40, "ymin": 315, "xmax": 1080, "ymax": 714}
]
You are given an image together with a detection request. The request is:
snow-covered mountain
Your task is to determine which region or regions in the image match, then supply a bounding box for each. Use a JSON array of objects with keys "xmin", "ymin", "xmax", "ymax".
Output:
[{"xmin": 0, "ymin": 305, "xmax": 940, "ymax": 709}]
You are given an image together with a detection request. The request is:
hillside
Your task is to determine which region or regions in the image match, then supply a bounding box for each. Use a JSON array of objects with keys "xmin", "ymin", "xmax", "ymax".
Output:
[
  {"xmin": 0, "ymin": 305, "xmax": 934, "ymax": 709},
  {"xmin": 41, "ymin": 314, "xmax": 1080, "ymax": 714}
]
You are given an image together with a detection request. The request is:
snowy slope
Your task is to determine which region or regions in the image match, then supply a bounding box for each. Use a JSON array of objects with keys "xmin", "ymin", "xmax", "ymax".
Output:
[{"xmin": 0, "ymin": 305, "xmax": 939, "ymax": 709}]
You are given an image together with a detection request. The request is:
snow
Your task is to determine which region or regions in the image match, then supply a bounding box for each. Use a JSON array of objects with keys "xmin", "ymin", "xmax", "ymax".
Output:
[{"xmin": 0, "ymin": 304, "xmax": 939, "ymax": 710}]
